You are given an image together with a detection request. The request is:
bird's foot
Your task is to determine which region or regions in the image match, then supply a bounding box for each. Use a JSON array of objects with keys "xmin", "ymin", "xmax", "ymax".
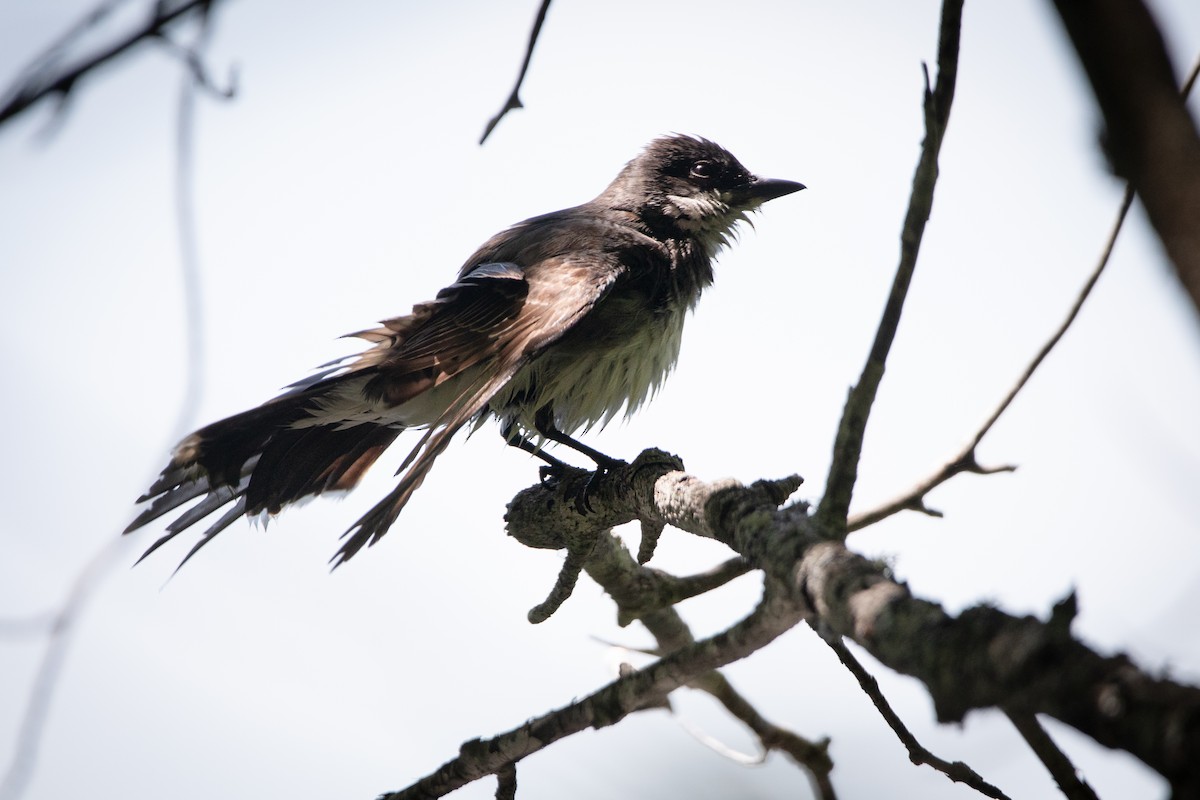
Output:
[{"xmin": 573, "ymin": 455, "xmax": 625, "ymax": 514}]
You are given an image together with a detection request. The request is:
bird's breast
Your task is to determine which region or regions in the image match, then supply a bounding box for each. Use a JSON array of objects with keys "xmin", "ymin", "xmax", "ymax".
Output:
[{"xmin": 493, "ymin": 297, "xmax": 690, "ymax": 435}]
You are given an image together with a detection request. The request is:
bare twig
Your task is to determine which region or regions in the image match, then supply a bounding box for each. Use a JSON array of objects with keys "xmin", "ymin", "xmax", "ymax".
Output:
[
  {"xmin": 690, "ymin": 671, "xmax": 837, "ymax": 800},
  {"xmin": 818, "ymin": 624, "xmax": 1010, "ymax": 800},
  {"xmin": 846, "ymin": 188, "xmax": 1132, "ymax": 532},
  {"xmin": 848, "ymin": 53, "xmax": 1200, "ymax": 533},
  {"xmin": 611, "ymin": 557, "xmax": 753, "ymax": 627},
  {"xmin": 1005, "ymin": 710, "xmax": 1099, "ymax": 800},
  {"xmin": 0, "ymin": 614, "xmax": 57, "ymax": 638},
  {"xmin": 0, "ymin": 537, "xmax": 135, "ymax": 800},
  {"xmin": 0, "ymin": 9, "xmax": 230, "ymax": 799},
  {"xmin": 169, "ymin": 6, "xmax": 227, "ymax": 466},
  {"xmin": 584, "ymin": 533, "xmax": 835, "ymax": 795},
  {"xmin": 0, "ymin": 0, "xmax": 229, "ymax": 129},
  {"xmin": 381, "ymin": 590, "xmax": 806, "ymax": 799},
  {"xmin": 479, "ymin": 0, "xmax": 552, "ymax": 144},
  {"xmin": 815, "ymin": 0, "xmax": 964, "ymax": 536},
  {"xmin": 847, "ymin": 452, "xmax": 1015, "ymax": 532}
]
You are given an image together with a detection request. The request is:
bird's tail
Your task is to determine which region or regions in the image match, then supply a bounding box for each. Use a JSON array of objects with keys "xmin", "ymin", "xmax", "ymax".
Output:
[{"xmin": 126, "ymin": 378, "xmax": 401, "ymax": 569}]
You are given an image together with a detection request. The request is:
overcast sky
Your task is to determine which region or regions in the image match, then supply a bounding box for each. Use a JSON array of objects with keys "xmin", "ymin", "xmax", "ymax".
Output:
[{"xmin": 2, "ymin": 1, "xmax": 1199, "ymax": 799}]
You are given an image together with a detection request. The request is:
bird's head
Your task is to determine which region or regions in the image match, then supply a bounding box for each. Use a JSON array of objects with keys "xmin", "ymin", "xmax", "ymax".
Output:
[{"xmin": 601, "ymin": 134, "xmax": 805, "ymax": 254}]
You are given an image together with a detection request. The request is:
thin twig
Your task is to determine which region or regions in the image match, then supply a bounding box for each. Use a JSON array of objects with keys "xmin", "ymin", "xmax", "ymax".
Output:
[
  {"xmin": 1004, "ymin": 710, "xmax": 1099, "ymax": 800},
  {"xmin": 614, "ymin": 557, "xmax": 753, "ymax": 627},
  {"xmin": 582, "ymin": 534, "xmax": 835, "ymax": 795},
  {"xmin": 814, "ymin": 0, "xmax": 963, "ymax": 536},
  {"xmin": 690, "ymin": 671, "xmax": 837, "ymax": 800},
  {"xmin": 848, "ymin": 54, "xmax": 1200, "ymax": 534},
  {"xmin": 479, "ymin": 0, "xmax": 552, "ymax": 144},
  {"xmin": 0, "ymin": 537, "xmax": 134, "ymax": 800},
  {"xmin": 381, "ymin": 591, "xmax": 805, "ymax": 799},
  {"xmin": 0, "ymin": 10, "xmax": 229, "ymax": 799},
  {"xmin": 818, "ymin": 625, "xmax": 1010, "ymax": 800},
  {"xmin": 0, "ymin": 0, "xmax": 227, "ymax": 129}
]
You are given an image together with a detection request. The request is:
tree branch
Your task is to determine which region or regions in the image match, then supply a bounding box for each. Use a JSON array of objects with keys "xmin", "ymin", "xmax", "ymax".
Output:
[
  {"xmin": 380, "ymin": 587, "xmax": 806, "ymax": 799},
  {"xmin": 505, "ymin": 456, "xmax": 1200, "ymax": 796},
  {"xmin": 799, "ymin": 544, "xmax": 1200, "ymax": 797},
  {"xmin": 479, "ymin": 0, "xmax": 552, "ymax": 144},
  {"xmin": 583, "ymin": 533, "xmax": 835, "ymax": 796},
  {"xmin": 815, "ymin": 0, "xmax": 964, "ymax": 534},
  {"xmin": 819, "ymin": 625, "xmax": 1009, "ymax": 799},
  {"xmin": 0, "ymin": 0, "xmax": 228, "ymax": 129},
  {"xmin": 1004, "ymin": 710, "xmax": 1099, "ymax": 800},
  {"xmin": 847, "ymin": 188, "xmax": 1133, "ymax": 532},
  {"xmin": 1050, "ymin": 0, "xmax": 1200, "ymax": 320},
  {"xmin": 848, "ymin": 53, "xmax": 1200, "ymax": 533},
  {"xmin": 689, "ymin": 671, "xmax": 837, "ymax": 800}
]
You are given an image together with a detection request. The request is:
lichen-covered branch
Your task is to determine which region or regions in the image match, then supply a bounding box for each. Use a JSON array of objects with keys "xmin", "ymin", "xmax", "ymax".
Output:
[
  {"xmin": 504, "ymin": 455, "xmax": 1200, "ymax": 796},
  {"xmin": 380, "ymin": 587, "xmax": 805, "ymax": 800},
  {"xmin": 797, "ymin": 542, "xmax": 1200, "ymax": 797}
]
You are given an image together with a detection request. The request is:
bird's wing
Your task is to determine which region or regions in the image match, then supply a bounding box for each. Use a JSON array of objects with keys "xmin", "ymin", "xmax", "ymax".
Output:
[
  {"xmin": 128, "ymin": 257, "xmax": 620, "ymax": 568},
  {"xmin": 330, "ymin": 255, "xmax": 623, "ymax": 564}
]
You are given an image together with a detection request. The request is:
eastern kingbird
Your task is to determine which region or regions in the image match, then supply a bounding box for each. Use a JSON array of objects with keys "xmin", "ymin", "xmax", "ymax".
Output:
[{"xmin": 127, "ymin": 135, "xmax": 804, "ymax": 567}]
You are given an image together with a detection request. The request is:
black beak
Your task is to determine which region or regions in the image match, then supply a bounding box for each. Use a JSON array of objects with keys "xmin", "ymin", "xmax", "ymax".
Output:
[
  {"xmin": 737, "ymin": 175, "xmax": 806, "ymax": 206},
  {"xmin": 748, "ymin": 176, "xmax": 806, "ymax": 203}
]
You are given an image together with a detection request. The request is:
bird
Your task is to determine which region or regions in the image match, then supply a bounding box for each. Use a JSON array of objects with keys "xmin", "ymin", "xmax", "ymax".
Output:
[{"xmin": 126, "ymin": 134, "xmax": 804, "ymax": 568}]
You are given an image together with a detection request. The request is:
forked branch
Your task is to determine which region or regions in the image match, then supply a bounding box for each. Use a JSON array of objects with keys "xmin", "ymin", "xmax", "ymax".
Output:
[{"xmin": 815, "ymin": 0, "xmax": 964, "ymax": 535}]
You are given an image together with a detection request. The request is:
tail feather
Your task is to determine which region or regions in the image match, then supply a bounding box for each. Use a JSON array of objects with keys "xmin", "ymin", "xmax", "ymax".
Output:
[
  {"xmin": 127, "ymin": 256, "xmax": 545, "ymax": 568},
  {"xmin": 172, "ymin": 498, "xmax": 249, "ymax": 572},
  {"xmin": 166, "ymin": 481, "xmax": 245, "ymax": 533},
  {"xmin": 329, "ymin": 359, "xmax": 529, "ymax": 567},
  {"xmin": 332, "ymin": 423, "xmax": 459, "ymax": 566},
  {"xmin": 245, "ymin": 423, "xmax": 399, "ymax": 514},
  {"xmin": 124, "ymin": 454, "xmax": 260, "ymax": 535},
  {"xmin": 127, "ymin": 379, "xmax": 402, "ymax": 566},
  {"xmin": 135, "ymin": 493, "xmax": 248, "ymax": 567}
]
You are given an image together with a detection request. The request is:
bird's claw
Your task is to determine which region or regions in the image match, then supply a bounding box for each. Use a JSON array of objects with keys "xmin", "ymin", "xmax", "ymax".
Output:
[{"xmin": 571, "ymin": 457, "xmax": 625, "ymax": 514}]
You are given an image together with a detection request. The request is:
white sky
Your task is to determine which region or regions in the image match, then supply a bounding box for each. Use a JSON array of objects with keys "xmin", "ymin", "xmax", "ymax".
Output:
[{"xmin": 1, "ymin": 1, "xmax": 1199, "ymax": 799}]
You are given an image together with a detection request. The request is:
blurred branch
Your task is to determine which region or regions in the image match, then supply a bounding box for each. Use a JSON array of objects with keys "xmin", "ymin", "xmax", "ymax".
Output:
[
  {"xmin": 0, "ymin": 0, "xmax": 229, "ymax": 130},
  {"xmin": 0, "ymin": 537, "xmax": 134, "ymax": 800},
  {"xmin": 0, "ymin": 8, "xmax": 229, "ymax": 800},
  {"xmin": 1050, "ymin": 0, "xmax": 1200, "ymax": 320},
  {"xmin": 815, "ymin": 0, "xmax": 963, "ymax": 535},
  {"xmin": 480, "ymin": 0, "xmax": 552, "ymax": 144}
]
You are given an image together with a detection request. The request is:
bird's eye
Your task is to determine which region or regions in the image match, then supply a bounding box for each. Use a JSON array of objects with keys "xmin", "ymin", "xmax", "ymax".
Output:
[{"xmin": 689, "ymin": 160, "xmax": 717, "ymax": 179}]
